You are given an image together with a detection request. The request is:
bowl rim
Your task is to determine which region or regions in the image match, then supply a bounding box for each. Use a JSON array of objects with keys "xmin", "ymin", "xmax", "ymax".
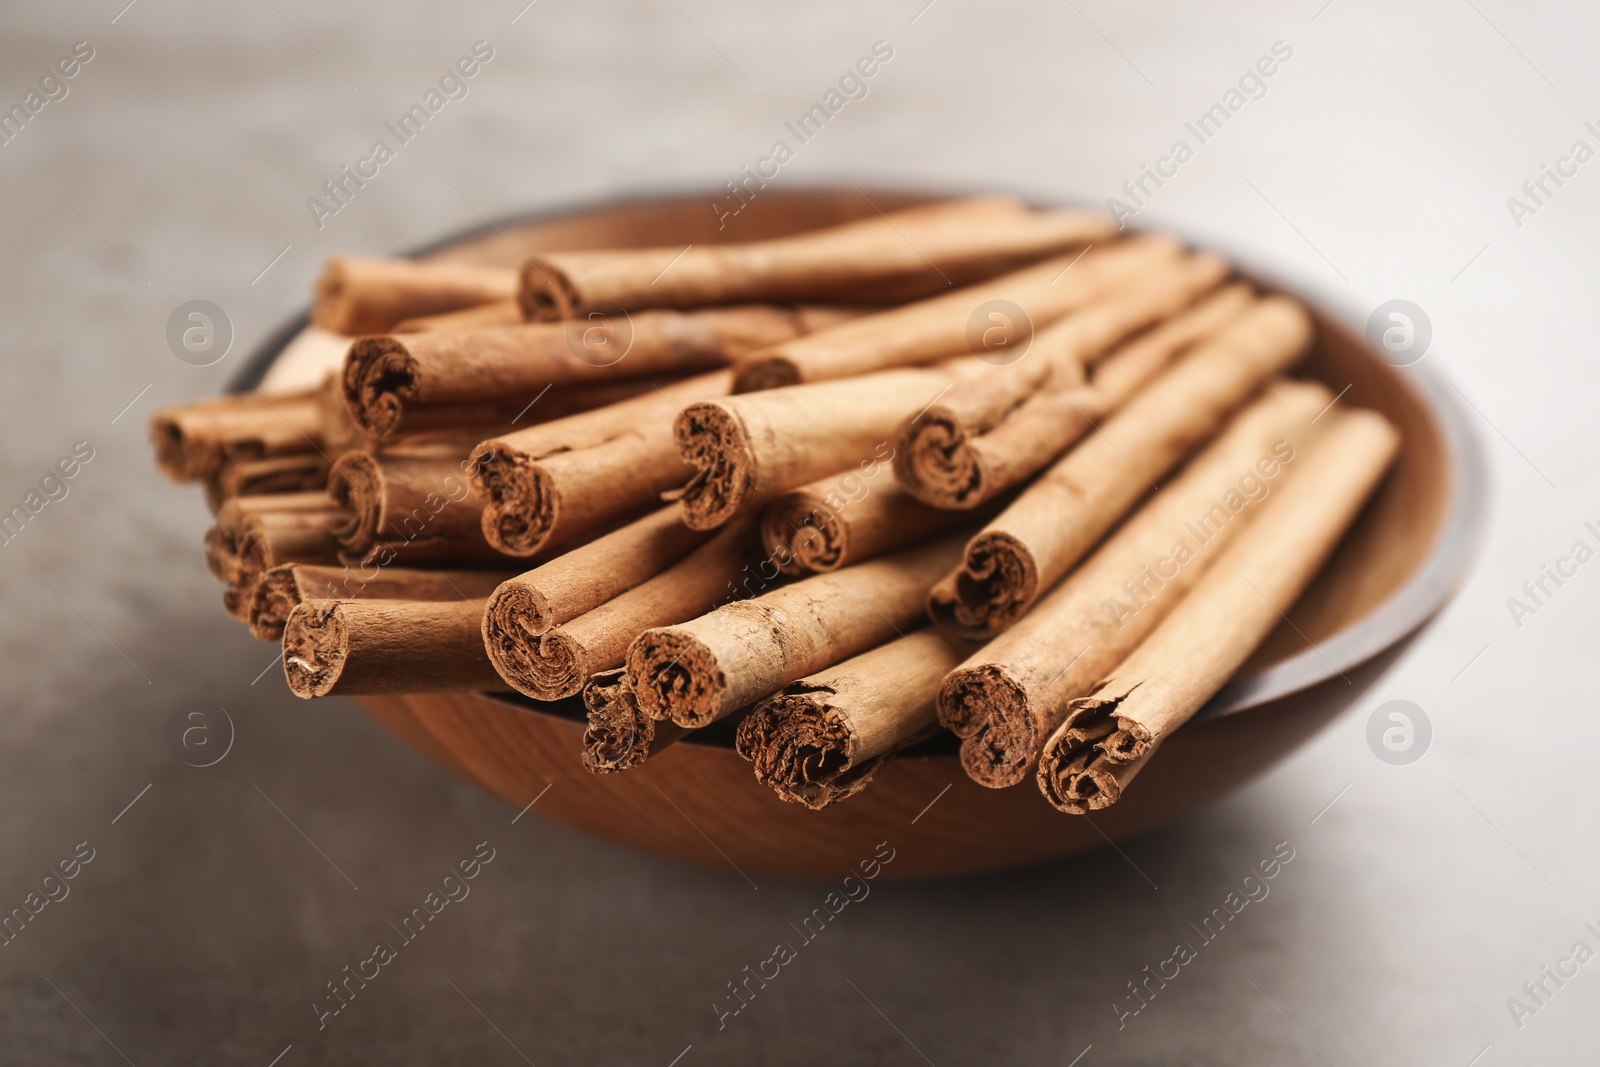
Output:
[{"xmin": 230, "ymin": 183, "xmax": 1490, "ymax": 724}]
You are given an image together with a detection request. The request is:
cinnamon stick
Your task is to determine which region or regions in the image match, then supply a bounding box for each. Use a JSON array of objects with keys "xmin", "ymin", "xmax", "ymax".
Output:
[
  {"xmin": 674, "ymin": 363, "xmax": 981, "ymax": 531},
  {"xmin": 205, "ymin": 453, "xmax": 333, "ymax": 512},
  {"xmin": 759, "ymin": 471, "xmax": 984, "ymax": 577},
  {"xmin": 736, "ymin": 628, "xmax": 970, "ymax": 808},
  {"xmin": 729, "ymin": 235, "xmax": 1183, "ymax": 392},
  {"xmin": 518, "ymin": 195, "xmax": 1114, "ymax": 322},
  {"xmin": 486, "ymin": 518, "xmax": 759, "ymax": 701},
  {"xmin": 1023, "ymin": 254, "xmax": 1230, "ymax": 378},
  {"xmin": 205, "ymin": 491, "xmax": 338, "ymax": 584},
  {"xmin": 482, "ymin": 503, "xmax": 706, "ymax": 642},
  {"xmin": 152, "ymin": 388, "xmax": 323, "ymax": 483},
  {"xmin": 313, "ymin": 255, "xmax": 516, "ymax": 335},
  {"xmin": 927, "ymin": 296, "xmax": 1314, "ymax": 637},
  {"xmin": 892, "ymin": 266, "xmax": 1243, "ymax": 510},
  {"xmin": 249, "ymin": 563, "xmax": 516, "ymax": 641},
  {"xmin": 392, "ymin": 299, "xmax": 524, "ymax": 333},
  {"xmin": 580, "ymin": 668, "xmax": 693, "ymax": 773},
  {"xmin": 283, "ymin": 598, "xmax": 502, "ymax": 698},
  {"xmin": 344, "ymin": 305, "xmax": 849, "ymax": 438},
  {"xmin": 327, "ymin": 450, "xmax": 503, "ymax": 566},
  {"xmin": 1088, "ymin": 283, "xmax": 1256, "ymax": 402},
  {"xmin": 936, "ymin": 381, "xmax": 1331, "ymax": 788},
  {"xmin": 1037, "ymin": 407, "xmax": 1400, "ymax": 813},
  {"xmin": 625, "ymin": 535, "xmax": 965, "ymax": 728},
  {"xmin": 228, "ymin": 507, "xmax": 348, "ymax": 620},
  {"xmin": 355, "ymin": 378, "xmax": 666, "ymax": 442},
  {"xmin": 471, "ymin": 371, "xmax": 734, "ymax": 557}
]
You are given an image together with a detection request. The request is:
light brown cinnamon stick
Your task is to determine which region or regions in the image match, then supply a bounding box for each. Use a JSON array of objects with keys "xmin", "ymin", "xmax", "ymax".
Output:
[
  {"xmin": 471, "ymin": 371, "xmax": 734, "ymax": 557},
  {"xmin": 228, "ymin": 507, "xmax": 348, "ymax": 620},
  {"xmin": 482, "ymin": 503, "xmax": 706, "ymax": 643},
  {"xmin": 729, "ymin": 235, "xmax": 1183, "ymax": 392},
  {"xmin": 625, "ymin": 535, "xmax": 965, "ymax": 728},
  {"xmin": 736, "ymin": 628, "xmax": 970, "ymax": 808},
  {"xmin": 152, "ymin": 389, "xmax": 323, "ymax": 483},
  {"xmin": 283, "ymin": 598, "xmax": 502, "ymax": 698},
  {"xmin": 674, "ymin": 363, "xmax": 978, "ymax": 530},
  {"xmin": 1037, "ymin": 407, "xmax": 1400, "ymax": 813},
  {"xmin": 486, "ymin": 518, "xmax": 759, "ymax": 701},
  {"xmin": 352, "ymin": 378, "xmax": 666, "ymax": 442},
  {"xmin": 1023, "ymin": 254, "xmax": 1231, "ymax": 378},
  {"xmin": 518, "ymin": 195, "xmax": 1114, "ymax": 321},
  {"xmin": 760, "ymin": 471, "xmax": 986, "ymax": 577},
  {"xmin": 927, "ymin": 296, "xmax": 1314, "ymax": 638},
  {"xmin": 392, "ymin": 299, "xmax": 524, "ymax": 333},
  {"xmin": 205, "ymin": 491, "xmax": 338, "ymax": 584},
  {"xmin": 1088, "ymin": 284, "xmax": 1256, "ymax": 402},
  {"xmin": 327, "ymin": 450, "xmax": 503, "ymax": 566},
  {"xmin": 313, "ymin": 256, "xmax": 516, "ymax": 335},
  {"xmin": 205, "ymin": 453, "xmax": 334, "ymax": 512},
  {"xmin": 248, "ymin": 563, "xmax": 516, "ymax": 641},
  {"xmin": 892, "ymin": 268, "xmax": 1245, "ymax": 511},
  {"xmin": 344, "ymin": 305, "xmax": 849, "ymax": 438},
  {"xmin": 936, "ymin": 381, "xmax": 1331, "ymax": 788}
]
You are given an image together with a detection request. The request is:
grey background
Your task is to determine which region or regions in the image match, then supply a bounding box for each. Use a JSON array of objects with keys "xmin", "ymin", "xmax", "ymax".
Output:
[{"xmin": 1, "ymin": 0, "xmax": 1596, "ymax": 1063}]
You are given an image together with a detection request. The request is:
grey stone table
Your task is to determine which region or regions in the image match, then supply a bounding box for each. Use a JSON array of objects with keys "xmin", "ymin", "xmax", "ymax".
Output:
[{"xmin": 1, "ymin": 1, "xmax": 1596, "ymax": 1062}]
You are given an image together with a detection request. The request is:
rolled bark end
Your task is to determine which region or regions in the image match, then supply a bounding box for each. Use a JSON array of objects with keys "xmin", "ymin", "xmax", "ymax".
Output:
[
  {"xmin": 203, "ymin": 522, "xmax": 241, "ymax": 583},
  {"xmin": 150, "ymin": 415, "xmax": 205, "ymax": 482},
  {"xmin": 342, "ymin": 337, "xmax": 419, "ymax": 439},
  {"xmin": 231, "ymin": 528, "xmax": 286, "ymax": 620},
  {"xmin": 1103, "ymin": 723, "xmax": 1154, "ymax": 762},
  {"xmin": 759, "ymin": 490, "xmax": 845, "ymax": 576},
  {"xmin": 517, "ymin": 259, "xmax": 578, "ymax": 322},
  {"xmin": 937, "ymin": 664, "xmax": 1036, "ymax": 789},
  {"xmin": 581, "ymin": 670, "xmax": 692, "ymax": 773},
  {"xmin": 894, "ymin": 406, "xmax": 983, "ymax": 509},
  {"xmin": 581, "ymin": 682, "xmax": 651, "ymax": 772},
  {"xmin": 958, "ymin": 723, "xmax": 1036, "ymax": 790},
  {"xmin": 234, "ymin": 526, "xmax": 273, "ymax": 590},
  {"xmin": 1038, "ymin": 747, "xmax": 1122, "ymax": 814},
  {"xmin": 627, "ymin": 629, "xmax": 726, "ymax": 727},
  {"xmin": 326, "ymin": 451, "xmax": 382, "ymax": 554},
  {"xmin": 675, "ymin": 402, "xmax": 755, "ymax": 531},
  {"xmin": 282, "ymin": 601, "xmax": 347, "ymax": 699},
  {"xmin": 152, "ymin": 390, "xmax": 326, "ymax": 484},
  {"xmin": 528, "ymin": 631, "xmax": 588, "ymax": 702},
  {"xmin": 471, "ymin": 446, "xmax": 559, "ymax": 558},
  {"xmin": 1037, "ymin": 700, "xmax": 1124, "ymax": 811},
  {"xmin": 248, "ymin": 566, "xmax": 302, "ymax": 641},
  {"xmin": 736, "ymin": 692, "xmax": 878, "ymax": 810},
  {"xmin": 928, "ymin": 531, "xmax": 1037, "ymax": 637},
  {"xmin": 731, "ymin": 355, "xmax": 803, "ymax": 394},
  {"xmin": 792, "ymin": 515, "xmax": 847, "ymax": 573},
  {"xmin": 481, "ymin": 583, "xmax": 567, "ymax": 700}
]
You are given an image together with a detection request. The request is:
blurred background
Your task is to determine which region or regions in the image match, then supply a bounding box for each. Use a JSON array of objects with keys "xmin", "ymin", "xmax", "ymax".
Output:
[{"xmin": 2, "ymin": 1, "xmax": 1597, "ymax": 1062}]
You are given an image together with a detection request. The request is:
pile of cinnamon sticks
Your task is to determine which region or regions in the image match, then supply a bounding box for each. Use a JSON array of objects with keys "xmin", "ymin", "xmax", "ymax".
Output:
[{"xmin": 151, "ymin": 194, "xmax": 1399, "ymax": 816}]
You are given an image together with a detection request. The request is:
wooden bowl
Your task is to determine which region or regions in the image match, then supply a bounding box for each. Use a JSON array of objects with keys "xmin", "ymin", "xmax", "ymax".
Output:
[{"xmin": 240, "ymin": 187, "xmax": 1488, "ymax": 881}]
